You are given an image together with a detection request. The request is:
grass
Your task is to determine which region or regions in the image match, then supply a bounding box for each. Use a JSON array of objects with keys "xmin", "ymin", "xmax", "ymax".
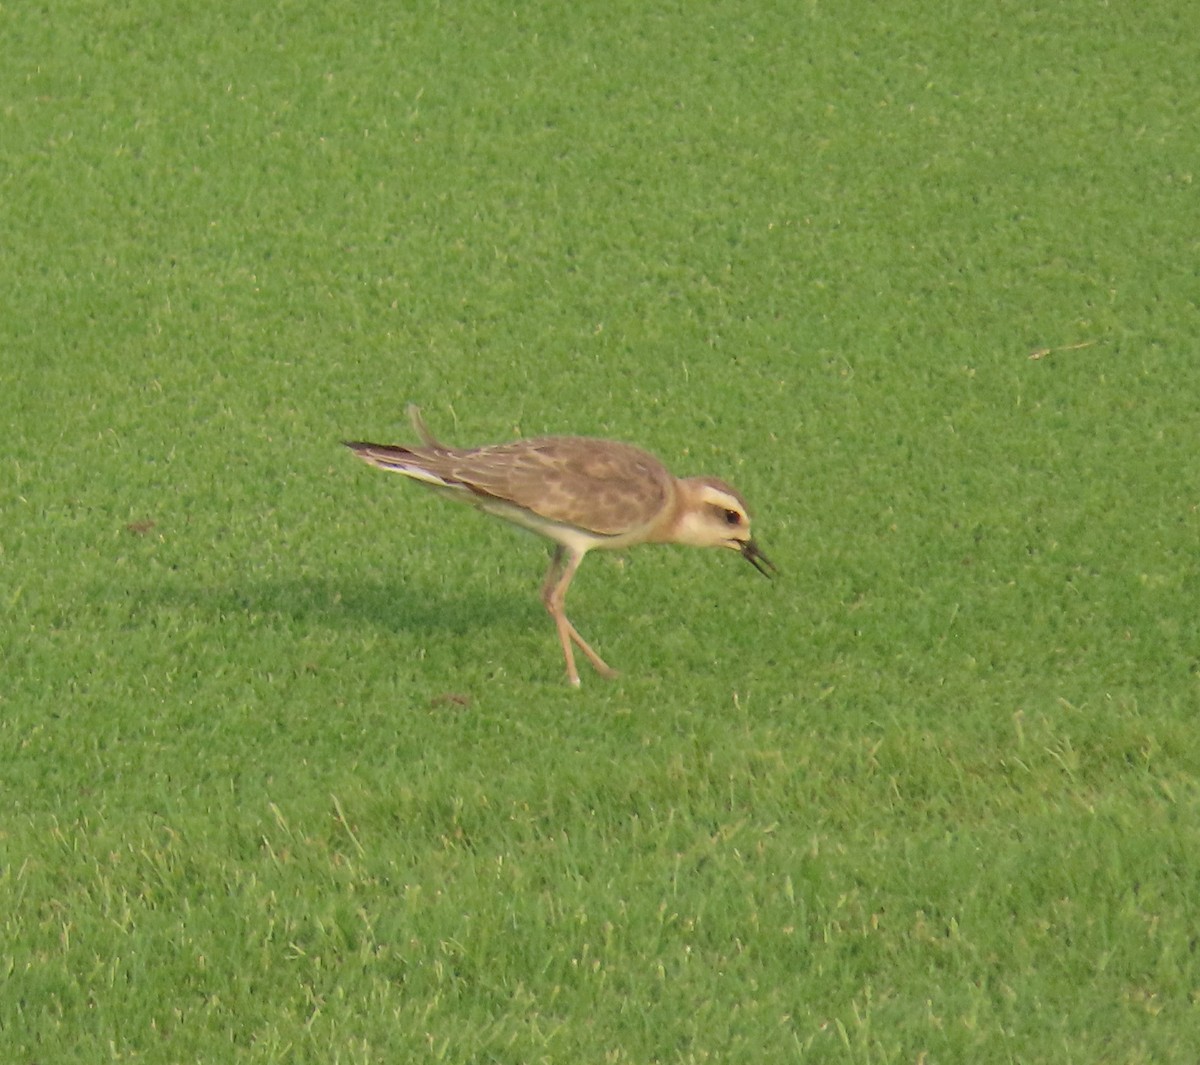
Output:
[{"xmin": 3, "ymin": 0, "xmax": 1199, "ymax": 1060}]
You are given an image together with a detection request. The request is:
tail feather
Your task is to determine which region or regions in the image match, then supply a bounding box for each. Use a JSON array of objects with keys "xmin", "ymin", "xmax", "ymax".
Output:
[
  {"xmin": 343, "ymin": 441, "xmax": 455, "ymax": 488},
  {"xmin": 406, "ymin": 404, "xmax": 446, "ymax": 448}
]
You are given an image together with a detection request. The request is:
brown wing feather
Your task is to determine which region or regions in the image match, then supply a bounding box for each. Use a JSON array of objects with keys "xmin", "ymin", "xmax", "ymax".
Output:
[{"xmin": 428, "ymin": 437, "xmax": 674, "ymax": 535}]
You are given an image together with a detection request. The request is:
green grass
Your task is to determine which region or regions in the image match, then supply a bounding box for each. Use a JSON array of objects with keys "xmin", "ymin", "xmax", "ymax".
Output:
[{"xmin": 4, "ymin": 0, "xmax": 1199, "ymax": 1060}]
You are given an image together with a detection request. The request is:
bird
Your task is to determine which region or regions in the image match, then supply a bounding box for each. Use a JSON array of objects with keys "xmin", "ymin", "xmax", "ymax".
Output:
[{"xmin": 344, "ymin": 405, "xmax": 774, "ymax": 686}]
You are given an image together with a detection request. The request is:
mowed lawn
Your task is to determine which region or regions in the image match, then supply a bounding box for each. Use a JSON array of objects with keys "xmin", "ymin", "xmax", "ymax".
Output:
[{"xmin": 3, "ymin": 1, "xmax": 1199, "ymax": 1061}]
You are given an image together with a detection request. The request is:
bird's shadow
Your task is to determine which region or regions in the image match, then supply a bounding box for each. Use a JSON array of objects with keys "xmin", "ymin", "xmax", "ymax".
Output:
[{"xmin": 134, "ymin": 568, "xmax": 537, "ymax": 638}]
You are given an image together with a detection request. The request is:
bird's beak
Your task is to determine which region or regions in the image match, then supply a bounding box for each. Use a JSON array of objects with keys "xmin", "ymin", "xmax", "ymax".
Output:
[{"xmin": 739, "ymin": 539, "xmax": 776, "ymax": 579}]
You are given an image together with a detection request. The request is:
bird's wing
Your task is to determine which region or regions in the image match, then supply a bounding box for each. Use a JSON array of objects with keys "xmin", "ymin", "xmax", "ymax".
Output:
[{"xmin": 347, "ymin": 437, "xmax": 673, "ymax": 536}]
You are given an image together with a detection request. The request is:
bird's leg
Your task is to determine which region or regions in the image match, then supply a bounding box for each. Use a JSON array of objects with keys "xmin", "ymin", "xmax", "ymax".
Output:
[
  {"xmin": 540, "ymin": 546, "xmax": 618, "ymax": 686},
  {"xmin": 540, "ymin": 546, "xmax": 580, "ymax": 685},
  {"xmin": 539, "ymin": 544, "xmax": 567, "ymax": 604}
]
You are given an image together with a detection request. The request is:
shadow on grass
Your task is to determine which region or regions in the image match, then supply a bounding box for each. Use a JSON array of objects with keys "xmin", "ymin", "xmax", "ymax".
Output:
[{"xmin": 131, "ymin": 570, "xmax": 536, "ymax": 637}]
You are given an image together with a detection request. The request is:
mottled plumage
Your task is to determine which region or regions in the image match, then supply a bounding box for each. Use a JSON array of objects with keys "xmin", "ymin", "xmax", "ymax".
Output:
[{"xmin": 345, "ymin": 406, "xmax": 773, "ymax": 686}]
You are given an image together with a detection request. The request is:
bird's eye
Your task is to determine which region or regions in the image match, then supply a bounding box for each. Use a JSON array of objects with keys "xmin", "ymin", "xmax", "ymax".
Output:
[{"xmin": 724, "ymin": 509, "xmax": 742, "ymax": 526}]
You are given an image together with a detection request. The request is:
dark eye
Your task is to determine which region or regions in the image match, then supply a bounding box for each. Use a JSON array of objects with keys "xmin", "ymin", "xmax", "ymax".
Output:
[{"xmin": 724, "ymin": 509, "xmax": 742, "ymax": 526}]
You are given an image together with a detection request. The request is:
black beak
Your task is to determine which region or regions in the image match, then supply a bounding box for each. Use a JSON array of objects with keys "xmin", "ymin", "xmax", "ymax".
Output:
[{"xmin": 739, "ymin": 539, "xmax": 776, "ymax": 579}]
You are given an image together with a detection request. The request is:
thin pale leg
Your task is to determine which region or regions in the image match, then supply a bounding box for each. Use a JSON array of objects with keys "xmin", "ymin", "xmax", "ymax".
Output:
[{"xmin": 540, "ymin": 546, "xmax": 618, "ymax": 686}]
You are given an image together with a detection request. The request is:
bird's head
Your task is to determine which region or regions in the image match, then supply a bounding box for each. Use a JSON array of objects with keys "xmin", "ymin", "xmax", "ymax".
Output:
[{"xmin": 674, "ymin": 477, "xmax": 776, "ymax": 578}]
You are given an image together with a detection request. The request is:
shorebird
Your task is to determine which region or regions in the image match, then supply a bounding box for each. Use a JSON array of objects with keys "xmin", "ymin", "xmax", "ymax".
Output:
[{"xmin": 345, "ymin": 406, "xmax": 774, "ymax": 686}]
